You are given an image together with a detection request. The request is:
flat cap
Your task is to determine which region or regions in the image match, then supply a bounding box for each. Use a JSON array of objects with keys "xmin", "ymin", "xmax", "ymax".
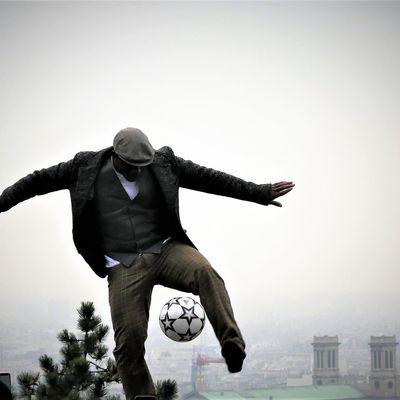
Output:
[{"xmin": 113, "ymin": 127, "xmax": 155, "ymax": 167}]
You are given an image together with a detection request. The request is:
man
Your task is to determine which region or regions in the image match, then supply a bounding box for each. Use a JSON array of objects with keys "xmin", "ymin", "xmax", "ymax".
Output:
[{"xmin": 0, "ymin": 127, "xmax": 294, "ymax": 398}]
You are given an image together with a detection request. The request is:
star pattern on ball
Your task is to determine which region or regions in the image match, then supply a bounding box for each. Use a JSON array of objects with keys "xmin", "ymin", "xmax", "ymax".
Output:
[
  {"xmin": 160, "ymin": 314, "xmax": 175, "ymax": 332},
  {"xmin": 180, "ymin": 330, "xmax": 196, "ymax": 342},
  {"xmin": 167, "ymin": 298, "xmax": 180, "ymax": 308},
  {"xmin": 181, "ymin": 306, "xmax": 197, "ymax": 324}
]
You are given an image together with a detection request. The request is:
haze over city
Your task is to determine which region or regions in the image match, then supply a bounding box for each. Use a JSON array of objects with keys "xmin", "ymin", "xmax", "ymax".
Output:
[{"xmin": 0, "ymin": 1, "xmax": 399, "ymax": 381}]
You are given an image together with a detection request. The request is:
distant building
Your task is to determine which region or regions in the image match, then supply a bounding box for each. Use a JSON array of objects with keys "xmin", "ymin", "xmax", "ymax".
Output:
[
  {"xmin": 286, "ymin": 373, "xmax": 313, "ymax": 387},
  {"xmin": 183, "ymin": 385, "xmax": 368, "ymax": 400},
  {"xmin": 312, "ymin": 335, "xmax": 340, "ymax": 385},
  {"xmin": 368, "ymin": 336, "xmax": 399, "ymax": 398},
  {"xmin": 184, "ymin": 334, "xmax": 400, "ymax": 399}
]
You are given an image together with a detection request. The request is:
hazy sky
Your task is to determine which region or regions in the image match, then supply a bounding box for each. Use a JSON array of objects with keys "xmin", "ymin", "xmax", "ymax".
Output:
[{"xmin": 0, "ymin": 1, "xmax": 399, "ymax": 342}]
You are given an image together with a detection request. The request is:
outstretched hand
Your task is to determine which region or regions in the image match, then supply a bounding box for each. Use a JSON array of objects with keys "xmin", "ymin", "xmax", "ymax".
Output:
[{"xmin": 269, "ymin": 181, "xmax": 295, "ymax": 207}]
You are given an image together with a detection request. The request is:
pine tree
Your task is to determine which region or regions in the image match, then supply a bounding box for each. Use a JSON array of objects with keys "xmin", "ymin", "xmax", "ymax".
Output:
[
  {"xmin": 155, "ymin": 379, "xmax": 178, "ymax": 400},
  {"xmin": 16, "ymin": 372, "xmax": 39, "ymax": 399},
  {"xmin": 17, "ymin": 301, "xmax": 119, "ymax": 399}
]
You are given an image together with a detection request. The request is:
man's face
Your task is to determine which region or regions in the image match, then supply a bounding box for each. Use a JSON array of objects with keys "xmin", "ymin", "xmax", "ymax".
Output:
[{"xmin": 112, "ymin": 153, "xmax": 143, "ymax": 182}]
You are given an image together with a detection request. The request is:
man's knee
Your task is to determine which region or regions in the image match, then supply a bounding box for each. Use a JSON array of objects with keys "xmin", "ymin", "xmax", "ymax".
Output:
[
  {"xmin": 113, "ymin": 320, "xmax": 148, "ymax": 360},
  {"xmin": 195, "ymin": 262, "xmax": 224, "ymax": 287},
  {"xmin": 113, "ymin": 337, "xmax": 147, "ymax": 365}
]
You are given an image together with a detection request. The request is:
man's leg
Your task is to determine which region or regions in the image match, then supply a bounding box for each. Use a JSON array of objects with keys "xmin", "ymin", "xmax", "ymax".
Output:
[
  {"xmin": 107, "ymin": 256, "xmax": 157, "ymax": 399},
  {"xmin": 155, "ymin": 241, "xmax": 246, "ymax": 372}
]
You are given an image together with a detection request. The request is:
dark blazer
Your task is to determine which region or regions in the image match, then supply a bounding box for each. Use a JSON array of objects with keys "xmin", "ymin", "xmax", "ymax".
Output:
[{"xmin": 0, "ymin": 146, "xmax": 272, "ymax": 278}]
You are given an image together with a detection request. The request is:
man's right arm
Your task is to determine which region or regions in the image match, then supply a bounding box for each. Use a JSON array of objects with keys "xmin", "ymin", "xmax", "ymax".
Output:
[{"xmin": 0, "ymin": 158, "xmax": 76, "ymax": 213}]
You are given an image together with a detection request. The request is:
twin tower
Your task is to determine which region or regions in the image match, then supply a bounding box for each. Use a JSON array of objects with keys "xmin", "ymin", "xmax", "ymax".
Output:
[{"xmin": 312, "ymin": 335, "xmax": 399, "ymax": 398}]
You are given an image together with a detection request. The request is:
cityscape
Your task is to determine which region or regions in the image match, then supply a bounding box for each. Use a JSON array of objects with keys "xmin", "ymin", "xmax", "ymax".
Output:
[{"xmin": 1, "ymin": 295, "xmax": 400, "ymax": 398}]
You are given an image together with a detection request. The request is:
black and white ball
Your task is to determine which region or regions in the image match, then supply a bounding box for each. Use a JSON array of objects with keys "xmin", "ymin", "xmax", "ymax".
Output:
[{"xmin": 159, "ymin": 297, "xmax": 206, "ymax": 342}]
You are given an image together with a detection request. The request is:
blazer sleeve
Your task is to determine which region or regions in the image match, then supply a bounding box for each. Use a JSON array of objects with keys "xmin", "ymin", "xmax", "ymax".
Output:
[
  {"xmin": 175, "ymin": 155, "xmax": 272, "ymax": 206},
  {"xmin": 0, "ymin": 158, "xmax": 76, "ymax": 213}
]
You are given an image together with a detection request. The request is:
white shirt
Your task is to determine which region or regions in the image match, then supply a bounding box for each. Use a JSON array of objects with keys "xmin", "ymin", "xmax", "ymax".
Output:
[{"xmin": 113, "ymin": 168, "xmax": 139, "ymax": 201}]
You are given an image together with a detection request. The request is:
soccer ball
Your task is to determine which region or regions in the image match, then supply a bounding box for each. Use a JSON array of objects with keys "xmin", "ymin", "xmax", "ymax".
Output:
[{"xmin": 159, "ymin": 297, "xmax": 206, "ymax": 342}]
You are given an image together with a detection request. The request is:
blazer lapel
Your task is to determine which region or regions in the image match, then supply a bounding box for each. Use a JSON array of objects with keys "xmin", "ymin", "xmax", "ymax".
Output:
[
  {"xmin": 74, "ymin": 147, "xmax": 112, "ymax": 221},
  {"xmin": 150, "ymin": 152, "xmax": 178, "ymax": 215}
]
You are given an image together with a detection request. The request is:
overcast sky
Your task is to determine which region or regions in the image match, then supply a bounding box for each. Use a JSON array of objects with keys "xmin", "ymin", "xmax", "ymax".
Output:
[{"xmin": 0, "ymin": 1, "xmax": 399, "ymax": 343}]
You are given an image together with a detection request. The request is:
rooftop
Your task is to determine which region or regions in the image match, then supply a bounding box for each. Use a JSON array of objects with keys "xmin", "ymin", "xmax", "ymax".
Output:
[{"xmin": 186, "ymin": 385, "xmax": 367, "ymax": 400}]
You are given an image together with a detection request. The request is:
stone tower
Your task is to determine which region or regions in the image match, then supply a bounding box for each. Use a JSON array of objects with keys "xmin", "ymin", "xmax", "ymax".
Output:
[
  {"xmin": 312, "ymin": 335, "xmax": 340, "ymax": 385},
  {"xmin": 369, "ymin": 336, "xmax": 398, "ymax": 397}
]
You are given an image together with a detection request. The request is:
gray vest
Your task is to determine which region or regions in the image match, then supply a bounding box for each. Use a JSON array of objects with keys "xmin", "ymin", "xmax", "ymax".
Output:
[{"xmin": 94, "ymin": 158, "xmax": 169, "ymax": 267}]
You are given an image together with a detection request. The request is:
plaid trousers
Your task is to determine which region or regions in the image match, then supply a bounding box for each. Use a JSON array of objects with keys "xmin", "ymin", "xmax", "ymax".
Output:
[{"xmin": 107, "ymin": 241, "xmax": 245, "ymax": 399}]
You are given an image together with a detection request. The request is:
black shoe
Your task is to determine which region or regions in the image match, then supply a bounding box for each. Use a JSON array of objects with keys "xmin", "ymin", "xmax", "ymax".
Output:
[{"xmin": 221, "ymin": 341, "xmax": 246, "ymax": 373}]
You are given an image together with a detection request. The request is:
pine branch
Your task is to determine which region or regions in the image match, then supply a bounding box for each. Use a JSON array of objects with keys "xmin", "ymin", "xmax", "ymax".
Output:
[
  {"xmin": 60, "ymin": 340, "xmax": 82, "ymax": 366},
  {"xmin": 39, "ymin": 354, "xmax": 57, "ymax": 374},
  {"xmin": 35, "ymin": 383, "xmax": 48, "ymax": 400},
  {"xmin": 88, "ymin": 376, "xmax": 108, "ymax": 399},
  {"xmin": 78, "ymin": 314, "xmax": 102, "ymax": 333},
  {"xmin": 66, "ymin": 390, "xmax": 82, "ymax": 400},
  {"xmin": 83, "ymin": 332, "xmax": 98, "ymax": 355},
  {"xmin": 77, "ymin": 301, "xmax": 102, "ymax": 333},
  {"xmin": 106, "ymin": 358, "xmax": 120, "ymax": 383},
  {"xmin": 88, "ymin": 360, "xmax": 107, "ymax": 372},
  {"xmin": 17, "ymin": 371, "xmax": 40, "ymax": 396},
  {"xmin": 70, "ymin": 357, "xmax": 93, "ymax": 389},
  {"xmin": 45, "ymin": 370, "xmax": 61, "ymax": 388},
  {"xmin": 95, "ymin": 324, "xmax": 109, "ymax": 342},
  {"xmin": 58, "ymin": 328, "xmax": 79, "ymax": 344},
  {"xmin": 78, "ymin": 301, "xmax": 95, "ymax": 319},
  {"xmin": 155, "ymin": 379, "xmax": 178, "ymax": 400},
  {"xmin": 91, "ymin": 344, "xmax": 108, "ymax": 361}
]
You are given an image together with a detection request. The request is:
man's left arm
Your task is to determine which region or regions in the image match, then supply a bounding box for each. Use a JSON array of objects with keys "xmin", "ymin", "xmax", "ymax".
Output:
[{"xmin": 175, "ymin": 156, "xmax": 294, "ymax": 207}]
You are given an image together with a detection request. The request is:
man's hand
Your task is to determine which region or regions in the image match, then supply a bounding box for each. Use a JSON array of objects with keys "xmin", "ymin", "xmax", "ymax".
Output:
[{"xmin": 269, "ymin": 181, "xmax": 295, "ymax": 207}]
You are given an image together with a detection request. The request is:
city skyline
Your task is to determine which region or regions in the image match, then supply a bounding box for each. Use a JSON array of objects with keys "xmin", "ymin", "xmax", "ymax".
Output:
[{"xmin": 2, "ymin": 306, "xmax": 400, "ymax": 395}]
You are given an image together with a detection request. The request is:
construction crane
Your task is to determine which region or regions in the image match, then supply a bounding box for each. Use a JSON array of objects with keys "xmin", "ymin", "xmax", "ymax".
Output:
[{"xmin": 191, "ymin": 353, "xmax": 225, "ymax": 391}]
